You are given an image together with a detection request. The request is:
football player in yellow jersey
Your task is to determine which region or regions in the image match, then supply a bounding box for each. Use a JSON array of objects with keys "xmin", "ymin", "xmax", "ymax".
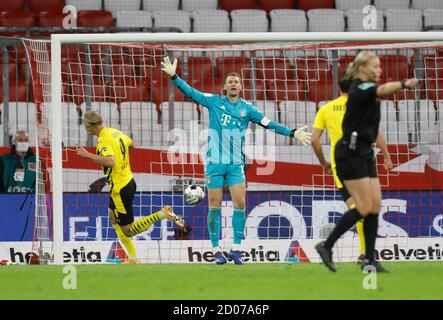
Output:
[
  {"xmin": 76, "ymin": 111, "xmax": 184, "ymax": 264},
  {"xmin": 311, "ymin": 79, "xmax": 393, "ymax": 264}
]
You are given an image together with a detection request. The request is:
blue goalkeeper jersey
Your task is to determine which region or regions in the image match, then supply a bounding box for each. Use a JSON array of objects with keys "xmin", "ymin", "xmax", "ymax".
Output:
[{"xmin": 172, "ymin": 76, "xmax": 293, "ymax": 164}]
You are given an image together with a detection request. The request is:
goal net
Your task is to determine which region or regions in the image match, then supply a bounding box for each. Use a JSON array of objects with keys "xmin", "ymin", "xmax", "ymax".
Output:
[{"xmin": 23, "ymin": 33, "xmax": 443, "ymax": 264}]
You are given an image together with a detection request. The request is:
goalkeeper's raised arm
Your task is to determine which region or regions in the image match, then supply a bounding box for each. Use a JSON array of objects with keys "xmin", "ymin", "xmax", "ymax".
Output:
[{"xmin": 160, "ymin": 56, "xmax": 312, "ymax": 146}]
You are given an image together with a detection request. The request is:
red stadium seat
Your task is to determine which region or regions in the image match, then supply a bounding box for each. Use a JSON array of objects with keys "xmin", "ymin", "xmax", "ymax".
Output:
[
  {"xmin": 338, "ymin": 55, "xmax": 355, "ymax": 78},
  {"xmin": 379, "ymin": 55, "xmax": 408, "ymax": 82},
  {"xmin": 142, "ymin": 58, "xmax": 182, "ymax": 84},
  {"xmin": 29, "ymin": 0, "xmax": 65, "ymax": 13},
  {"xmin": 295, "ymin": 57, "xmax": 332, "ymax": 82},
  {"xmin": 0, "ymin": 0, "xmax": 25, "ymax": 12},
  {"xmin": 0, "ymin": 12, "xmax": 35, "ymax": 36},
  {"xmin": 425, "ymin": 79, "xmax": 443, "ymax": 101},
  {"xmin": 255, "ymin": 57, "xmax": 293, "ymax": 80},
  {"xmin": 186, "ymin": 56, "xmax": 214, "ymax": 81},
  {"xmin": 219, "ymin": 0, "xmax": 257, "ymax": 12},
  {"xmin": 149, "ymin": 80, "xmax": 186, "ymax": 106},
  {"xmin": 71, "ymin": 82, "xmax": 108, "ymax": 105},
  {"xmin": 242, "ymin": 79, "xmax": 266, "ymax": 100},
  {"xmin": 192, "ymin": 77, "xmax": 225, "ymax": 95},
  {"xmin": 296, "ymin": 0, "xmax": 334, "ymax": 11},
  {"xmin": 112, "ymin": 82, "xmax": 149, "ymax": 103},
  {"xmin": 266, "ymin": 79, "xmax": 305, "ymax": 101},
  {"xmin": 307, "ymin": 80, "xmax": 334, "ymax": 103},
  {"xmin": 0, "ymin": 59, "xmax": 19, "ymax": 81},
  {"xmin": 37, "ymin": 11, "xmax": 70, "ymax": 28},
  {"xmin": 258, "ymin": 0, "xmax": 295, "ymax": 13},
  {"xmin": 216, "ymin": 56, "xmax": 252, "ymax": 79},
  {"xmin": 0, "ymin": 80, "xmax": 29, "ymax": 103},
  {"xmin": 77, "ymin": 11, "xmax": 115, "ymax": 28}
]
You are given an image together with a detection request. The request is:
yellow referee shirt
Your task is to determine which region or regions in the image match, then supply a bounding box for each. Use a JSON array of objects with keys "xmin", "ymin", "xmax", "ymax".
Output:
[
  {"xmin": 96, "ymin": 127, "xmax": 133, "ymax": 191},
  {"xmin": 312, "ymin": 95, "xmax": 348, "ymax": 169}
]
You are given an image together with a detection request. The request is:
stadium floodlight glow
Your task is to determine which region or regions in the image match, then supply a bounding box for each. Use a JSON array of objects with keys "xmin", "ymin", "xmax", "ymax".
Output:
[{"xmin": 22, "ymin": 32, "xmax": 443, "ymax": 265}]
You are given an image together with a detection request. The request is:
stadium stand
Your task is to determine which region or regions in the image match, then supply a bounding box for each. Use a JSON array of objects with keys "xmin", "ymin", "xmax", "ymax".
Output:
[
  {"xmin": 143, "ymin": 0, "xmax": 180, "ymax": 11},
  {"xmin": 66, "ymin": 0, "xmax": 103, "ymax": 11},
  {"xmin": 423, "ymin": 9, "xmax": 443, "ymax": 30},
  {"xmin": 104, "ymin": 0, "xmax": 142, "ymax": 16},
  {"xmin": 192, "ymin": 10, "xmax": 230, "ymax": 33},
  {"xmin": 77, "ymin": 10, "xmax": 114, "ymax": 28},
  {"xmin": 307, "ymin": 9, "xmax": 346, "ymax": 32},
  {"xmin": 28, "ymin": 0, "xmax": 65, "ymax": 13},
  {"xmin": 373, "ymin": 0, "xmax": 411, "ymax": 10},
  {"xmin": 384, "ymin": 9, "xmax": 423, "ymax": 31},
  {"xmin": 258, "ymin": 0, "xmax": 295, "ymax": 13},
  {"xmin": 0, "ymin": 0, "xmax": 25, "ymax": 12},
  {"xmin": 219, "ymin": 0, "xmax": 257, "ymax": 12},
  {"xmin": 182, "ymin": 0, "xmax": 219, "ymax": 12},
  {"xmin": 269, "ymin": 9, "xmax": 307, "ymax": 32},
  {"xmin": 152, "ymin": 10, "xmax": 191, "ymax": 32},
  {"xmin": 412, "ymin": 0, "xmax": 443, "ymax": 10},
  {"xmin": 115, "ymin": 11, "xmax": 153, "ymax": 28},
  {"xmin": 296, "ymin": 0, "xmax": 335, "ymax": 11},
  {"xmin": 346, "ymin": 8, "xmax": 384, "ymax": 31},
  {"xmin": 335, "ymin": 0, "xmax": 371, "ymax": 11},
  {"xmin": 231, "ymin": 9, "xmax": 269, "ymax": 32}
]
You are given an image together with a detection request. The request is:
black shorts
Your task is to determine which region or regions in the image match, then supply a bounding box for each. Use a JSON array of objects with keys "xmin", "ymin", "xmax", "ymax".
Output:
[
  {"xmin": 109, "ymin": 178, "xmax": 136, "ymax": 226},
  {"xmin": 335, "ymin": 140, "xmax": 377, "ymax": 181}
]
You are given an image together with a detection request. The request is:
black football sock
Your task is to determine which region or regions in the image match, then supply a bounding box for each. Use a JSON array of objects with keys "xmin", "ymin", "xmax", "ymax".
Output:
[
  {"xmin": 363, "ymin": 214, "xmax": 379, "ymax": 262},
  {"xmin": 324, "ymin": 208, "xmax": 363, "ymax": 250}
]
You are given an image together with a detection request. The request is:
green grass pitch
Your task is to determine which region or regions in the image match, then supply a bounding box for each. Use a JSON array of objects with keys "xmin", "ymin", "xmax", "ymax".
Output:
[{"xmin": 0, "ymin": 262, "xmax": 442, "ymax": 300}]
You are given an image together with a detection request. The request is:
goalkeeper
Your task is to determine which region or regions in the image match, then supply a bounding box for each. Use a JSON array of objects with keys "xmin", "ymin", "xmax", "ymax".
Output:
[
  {"xmin": 311, "ymin": 79, "xmax": 393, "ymax": 265},
  {"xmin": 161, "ymin": 56, "xmax": 312, "ymax": 265},
  {"xmin": 77, "ymin": 111, "xmax": 184, "ymax": 264}
]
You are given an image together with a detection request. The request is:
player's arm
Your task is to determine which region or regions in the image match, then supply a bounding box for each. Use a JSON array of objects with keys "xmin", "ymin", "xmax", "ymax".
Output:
[
  {"xmin": 247, "ymin": 105, "xmax": 312, "ymax": 146},
  {"xmin": 311, "ymin": 128, "xmax": 332, "ymax": 174},
  {"xmin": 76, "ymin": 145, "xmax": 115, "ymax": 167},
  {"xmin": 161, "ymin": 56, "xmax": 212, "ymax": 108},
  {"xmin": 375, "ymin": 129, "xmax": 393, "ymax": 170},
  {"xmin": 376, "ymin": 78, "xmax": 419, "ymax": 98}
]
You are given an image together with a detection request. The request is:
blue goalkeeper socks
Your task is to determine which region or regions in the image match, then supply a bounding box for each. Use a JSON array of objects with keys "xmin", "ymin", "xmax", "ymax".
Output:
[
  {"xmin": 232, "ymin": 208, "xmax": 246, "ymax": 245},
  {"xmin": 207, "ymin": 208, "xmax": 221, "ymax": 248}
]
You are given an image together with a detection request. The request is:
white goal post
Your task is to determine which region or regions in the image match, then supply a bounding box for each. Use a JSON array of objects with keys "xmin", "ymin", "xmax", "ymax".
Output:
[{"xmin": 26, "ymin": 32, "xmax": 443, "ymax": 264}]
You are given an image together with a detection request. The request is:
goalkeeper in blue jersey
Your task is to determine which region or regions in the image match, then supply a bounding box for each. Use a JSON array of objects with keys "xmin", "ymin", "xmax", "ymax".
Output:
[{"xmin": 161, "ymin": 56, "xmax": 312, "ymax": 265}]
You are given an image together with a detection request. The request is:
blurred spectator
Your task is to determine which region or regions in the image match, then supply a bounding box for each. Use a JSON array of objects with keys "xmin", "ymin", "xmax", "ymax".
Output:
[{"xmin": 0, "ymin": 130, "xmax": 36, "ymax": 193}]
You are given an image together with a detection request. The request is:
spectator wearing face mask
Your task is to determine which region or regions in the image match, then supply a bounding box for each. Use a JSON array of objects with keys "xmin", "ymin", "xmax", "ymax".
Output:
[{"xmin": 0, "ymin": 130, "xmax": 36, "ymax": 193}]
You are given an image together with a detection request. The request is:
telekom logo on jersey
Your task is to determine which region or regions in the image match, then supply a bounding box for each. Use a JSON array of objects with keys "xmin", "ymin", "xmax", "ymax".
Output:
[{"xmin": 166, "ymin": 120, "xmax": 278, "ymax": 176}]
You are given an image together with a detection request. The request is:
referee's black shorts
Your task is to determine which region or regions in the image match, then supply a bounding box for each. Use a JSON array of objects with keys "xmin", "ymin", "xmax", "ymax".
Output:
[
  {"xmin": 109, "ymin": 178, "xmax": 137, "ymax": 226},
  {"xmin": 335, "ymin": 140, "xmax": 377, "ymax": 181}
]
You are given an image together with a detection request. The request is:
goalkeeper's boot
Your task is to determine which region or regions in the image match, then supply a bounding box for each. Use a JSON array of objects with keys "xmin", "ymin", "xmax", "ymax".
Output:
[
  {"xmin": 227, "ymin": 250, "xmax": 244, "ymax": 265},
  {"xmin": 360, "ymin": 259, "xmax": 389, "ymax": 273},
  {"xmin": 214, "ymin": 251, "xmax": 227, "ymax": 265},
  {"xmin": 122, "ymin": 258, "xmax": 142, "ymax": 265},
  {"xmin": 162, "ymin": 205, "xmax": 185, "ymax": 228},
  {"xmin": 315, "ymin": 241, "xmax": 336, "ymax": 272}
]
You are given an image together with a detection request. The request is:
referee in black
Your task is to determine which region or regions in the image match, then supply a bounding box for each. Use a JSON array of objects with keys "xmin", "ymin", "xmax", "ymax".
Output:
[{"xmin": 316, "ymin": 51, "xmax": 418, "ymax": 273}]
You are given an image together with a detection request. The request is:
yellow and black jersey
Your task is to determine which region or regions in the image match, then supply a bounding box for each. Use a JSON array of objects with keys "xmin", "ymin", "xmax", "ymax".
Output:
[
  {"xmin": 312, "ymin": 95, "xmax": 348, "ymax": 169},
  {"xmin": 96, "ymin": 127, "xmax": 133, "ymax": 191}
]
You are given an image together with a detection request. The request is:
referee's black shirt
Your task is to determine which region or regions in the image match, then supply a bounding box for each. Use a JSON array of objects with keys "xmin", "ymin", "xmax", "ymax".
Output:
[{"xmin": 342, "ymin": 78, "xmax": 381, "ymax": 145}]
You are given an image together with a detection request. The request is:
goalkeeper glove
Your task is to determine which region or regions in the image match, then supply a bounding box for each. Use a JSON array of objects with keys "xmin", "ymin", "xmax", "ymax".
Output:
[
  {"xmin": 292, "ymin": 125, "xmax": 312, "ymax": 146},
  {"xmin": 161, "ymin": 56, "xmax": 178, "ymax": 77}
]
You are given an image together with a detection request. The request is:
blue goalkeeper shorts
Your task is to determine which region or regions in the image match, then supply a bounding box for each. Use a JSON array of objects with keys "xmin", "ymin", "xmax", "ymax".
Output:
[{"xmin": 205, "ymin": 163, "xmax": 246, "ymax": 189}]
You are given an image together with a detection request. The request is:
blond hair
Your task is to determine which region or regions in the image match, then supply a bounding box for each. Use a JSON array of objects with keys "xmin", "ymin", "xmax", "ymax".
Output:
[
  {"xmin": 345, "ymin": 51, "xmax": 378, "ymax": 79},
  {"xmin": 83, "ymin": 110, "xmax": 103, "ymax": 126},
  {"xmin": 224, "ymin": 72, "xmax": 242, "ymax": 83}
]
